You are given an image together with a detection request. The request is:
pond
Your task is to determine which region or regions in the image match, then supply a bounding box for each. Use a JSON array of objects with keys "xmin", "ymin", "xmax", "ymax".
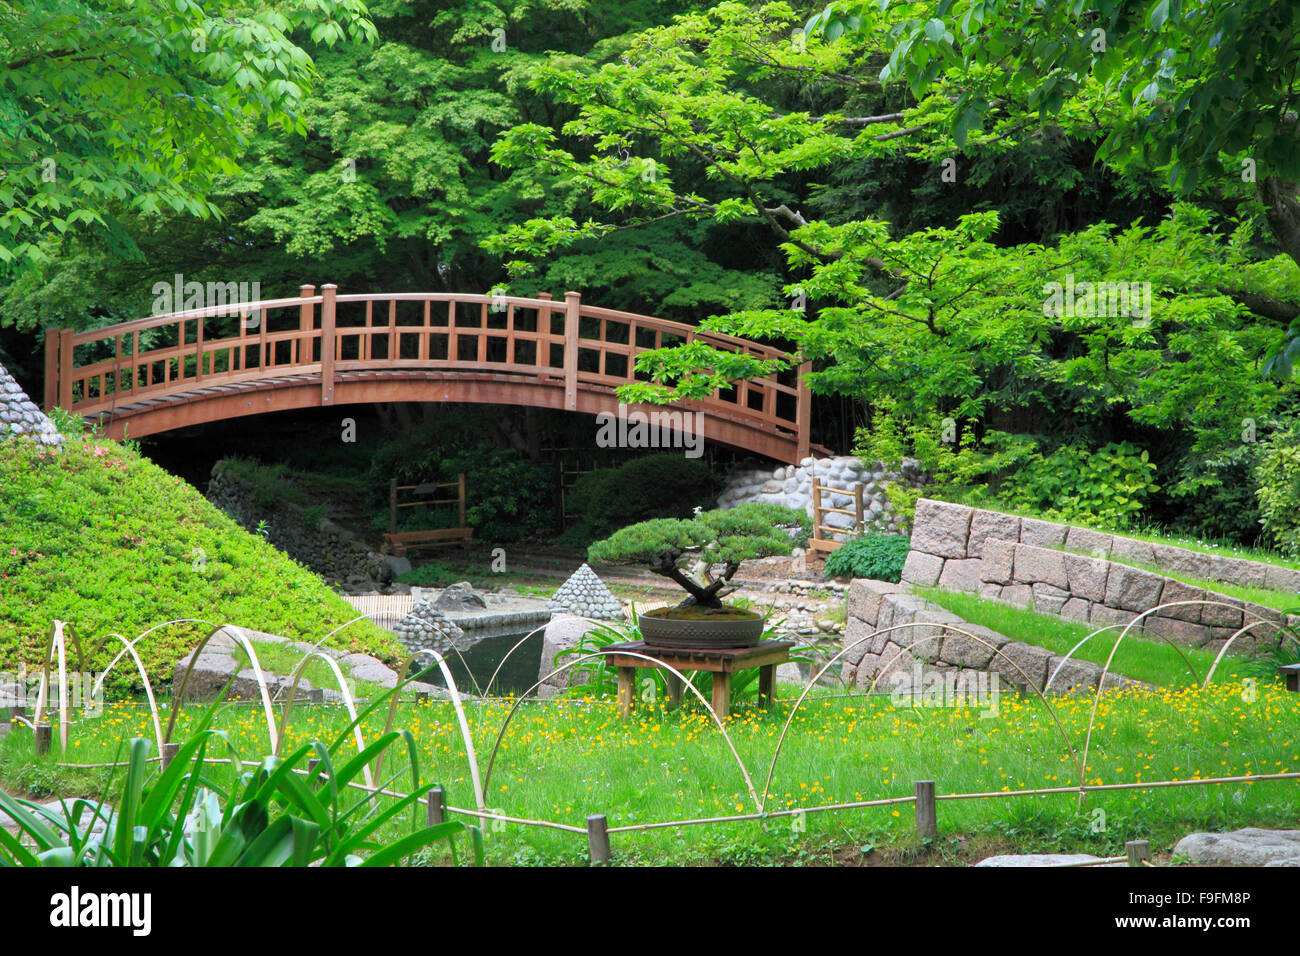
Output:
[{"xmin": 409, "ymin": 629, "xmax": 545, "ymax": 697}]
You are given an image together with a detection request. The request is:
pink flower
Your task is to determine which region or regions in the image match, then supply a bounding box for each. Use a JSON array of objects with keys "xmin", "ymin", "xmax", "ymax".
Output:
[{"xmin": 92, "ymin": 446, "xmax": 107, "ymax": 458}]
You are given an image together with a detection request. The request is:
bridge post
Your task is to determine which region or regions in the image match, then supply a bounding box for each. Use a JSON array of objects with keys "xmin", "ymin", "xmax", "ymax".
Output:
[
  {"xmin": 320, "ymin": 284, "xmax": 337, "ymax": 405},
  {"xmin": 298, "ymin": 284, "xmax": 315, "ymax": 366},
  {"xmin": 564, "ymin": 291, "xmax": 580, "ymax": 410},
  {"xmin": 59, "ymin": 329, "xmax": 74, "ymax": 410},
  {"xmin": 795, "ymin": 359, "xmax": 812, "ymax": 463},
  {"xmin": 43, "ymin": 328, "xmax": 59, "ymax": 411}
]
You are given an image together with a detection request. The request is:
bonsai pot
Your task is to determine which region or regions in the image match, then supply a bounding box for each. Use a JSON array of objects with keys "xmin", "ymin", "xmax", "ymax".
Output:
[{"xmin": 637, "ymin": 605, "xmax": 765, "ymax": 649}]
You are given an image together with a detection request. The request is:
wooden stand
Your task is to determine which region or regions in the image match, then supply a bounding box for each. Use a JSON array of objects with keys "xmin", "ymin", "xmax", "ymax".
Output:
[
  {"xmin": 600, "ymin": 640, "xmax": 794, "ymax": 719},
  {"xmin": 1281, "ymin": 663, "xmax": 1300, "ymax": 692}
]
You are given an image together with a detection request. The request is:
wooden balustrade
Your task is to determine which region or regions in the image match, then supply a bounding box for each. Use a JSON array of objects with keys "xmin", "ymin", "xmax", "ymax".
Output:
[{"xmin": 44, "ymin": 287, "xmax": 812, "ymax": 461}]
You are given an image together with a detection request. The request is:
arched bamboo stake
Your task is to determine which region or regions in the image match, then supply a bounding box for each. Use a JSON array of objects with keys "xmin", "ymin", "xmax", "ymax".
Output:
[
  {"xmin": 482, "ymin": 650, "xmax": 763, "ymax": 812},
  {"xmin": 1075, "ymin": 599, "xmax": 1279, "ymax": 809},
  {"xmin": 761, "ymin": 621, "xmax": 1083, "ymax": 812},
  {"xmin": 1045, "ymin": 621, "xmax": 1201, "ymax": 690},
  {"xmin": 167, "ymin": 624, "xmax": 279, "ymax": 753},
  {"xmin": 90, "ymin": 632, "xmax": 166, "ymax": 758},
  {"xmin": 405, "ymin": 648, "xmax": 484, "ymax": 811},
  {"xmin": 274, "ymin": 649, "xmax": 375, "ymax": 791},
  {"xmin": 482, "ymin": 618, "xmax": 555, "ymax": 698},
  {"xmin": 1201, "ymin": 618, "xmax": 1300, "ymax": 688}
]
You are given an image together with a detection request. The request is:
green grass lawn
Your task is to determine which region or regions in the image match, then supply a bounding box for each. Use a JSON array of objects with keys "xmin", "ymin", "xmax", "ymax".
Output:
[
  {"xmin": 918, "ymin": 588, "xmax": 1255, "ymax": 687},
  {"xmin": 4, "ymin": 683, "xmax": 1297, "ymax": 866},
  {"xmin": 0, "ymin": 435, "xmax": 398, "ymax": 694}
]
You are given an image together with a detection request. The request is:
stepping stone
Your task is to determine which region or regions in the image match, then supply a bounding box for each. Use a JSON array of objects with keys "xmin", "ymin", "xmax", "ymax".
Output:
[{"xmin": 1174, "ymin": 828, "xmax": 1300, "ymax": 866}]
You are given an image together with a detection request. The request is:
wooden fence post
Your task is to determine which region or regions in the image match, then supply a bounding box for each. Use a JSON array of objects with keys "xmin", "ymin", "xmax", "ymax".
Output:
[
  {"xmin": 427, "ymin": 786, "xmax": 445, "ymax": 826},
  {"xmin": 34, "ymin": 724, "xmax": 52, "ymax": 755},
  {"xmin": 811, "ymin": 477, "xmax": 823, "ymax": 544},
  {"xmin": 1126, "ymin": 839, "xmax": 1151, "ymax": 867},
  {"xmin": 854, "ymin": 483, "xmax": 864, "ymax": 532},
  {"xmin": 161, "ymin": 742, "xmax": 180, "ymax": 769},
  {"xmin": 564, "ymin": 291, "xmax": 580, "ymax": 410},
  {"xmin": 914, "ymin": 780, "xmax": 937, "ymax": 839},
  {"xmin": 457, "ymin": 473, "xmax": 467, "ymax": 530},
  {"xmin": 320, "ymin": 283, "xmax": 337, "ymax": 405},
  {"xmin": 586, "ymin": 813, "xmax": 611, "ymax": 865},
  {"xmin": 44, "ymin": 328, "xmax": 60, "ymax": 410}
]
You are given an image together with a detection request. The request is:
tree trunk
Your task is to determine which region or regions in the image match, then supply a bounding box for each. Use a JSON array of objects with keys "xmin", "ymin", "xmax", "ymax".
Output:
[{"xmin": 1260, "ymin": 176, "xmax": 1300, "ymax": 272}]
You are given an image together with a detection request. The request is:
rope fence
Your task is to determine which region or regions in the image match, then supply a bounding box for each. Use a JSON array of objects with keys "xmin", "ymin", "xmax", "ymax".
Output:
[{"xmin": 21, "ymin": 734, "xmax": 1300, "ymax": 866}]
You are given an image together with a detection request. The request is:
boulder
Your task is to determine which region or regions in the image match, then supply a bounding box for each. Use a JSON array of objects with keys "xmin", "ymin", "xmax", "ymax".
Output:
[
  {"xmin": 434, "ymin": 582, "xmax": 488, "ymax": 612},
  {"xmin": 1174, "ymin": 828, "xmax": 1300, "ymax": 866}
]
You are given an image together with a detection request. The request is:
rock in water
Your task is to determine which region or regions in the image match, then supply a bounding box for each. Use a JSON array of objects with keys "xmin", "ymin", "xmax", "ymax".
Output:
[
  {"xmin": 434, "ymin": 581, "xmax": 488, "ymax": 612},
  {"xmin": 548, "ymin": 564, "xmax": 625, "ymax": 621}
]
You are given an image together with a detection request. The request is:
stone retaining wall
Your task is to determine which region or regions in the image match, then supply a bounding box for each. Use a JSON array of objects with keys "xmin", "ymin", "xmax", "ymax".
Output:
[
  {"xmin": 843, "ymin": 580, "xmax": 1140, "ymax": 695},
  {"xmin": 906, "ymin": 498, "xmax": 1300, "ymax": 593},
  {"xmin": 207, "ymin": 462, "xmax": 398, "ymax": 588},
  {"xmin": 716, "ymin": 456, "xmax": 924, "ymax": 535},
  {"xmin": 901, "ymin": 499, "xmax": 1290, "ymax": 655}
]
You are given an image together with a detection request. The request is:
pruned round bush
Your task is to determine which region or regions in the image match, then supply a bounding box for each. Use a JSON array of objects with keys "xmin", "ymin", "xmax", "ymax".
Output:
[
  {"xmin": 569, "ymin": 453, "xmax": 721, "ymax": 536},
  {"xmin": 822, "ymin": 533, "xmax": 911, "ymax": 582},
  {"xmin": 588, "ymin": 502, "xmax": 808, "ymax": 607}
]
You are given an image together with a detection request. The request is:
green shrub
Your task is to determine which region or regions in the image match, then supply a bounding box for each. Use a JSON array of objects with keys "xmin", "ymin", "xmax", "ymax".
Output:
[
  {"xmin": 570, "ymin": 453, "xmax": 721, "ymax": 536},
  {"xmin": 587, "ymin": 502, "xmax": 809, "ymax": 607},
  {"xmin": 442, "ymin": 447, "xmax": 555, "ymax": 543},
  {"xmin": 396, "ymin": 562, "xmax": 464, "ymax": 588},
  {"xmin": 823, "ymin": 533, "xmax": 911, "ymax": 582},
  {"xmin": 998, "ymin": 441, "xmax": 1160, "ymax": 529},
  {"xmin": 1254, "ymin": 422, "xmax": 1300, "ymax": 556}
]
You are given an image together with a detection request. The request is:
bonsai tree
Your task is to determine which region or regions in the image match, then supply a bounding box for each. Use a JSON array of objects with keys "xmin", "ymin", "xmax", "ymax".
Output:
[{"xmin": 588, "ymin": 502, "xmax": 811, "ymax": 613}]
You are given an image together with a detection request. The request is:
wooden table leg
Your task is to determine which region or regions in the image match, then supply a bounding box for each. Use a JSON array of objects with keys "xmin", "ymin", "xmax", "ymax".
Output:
[
  {"xmin": 617, "ymin": 667, "xmax": 635, "ymax": 716},
  {"xmin": 759, "ymin": 663, "xmax": 775, "ymax": 708},
  {"xmin": 665, "ymin": 672, "xmax": 683, "ymax": 710},
  {"xmin": 711, "ymin": 671, "xmax": 731, "ymax": 719}
]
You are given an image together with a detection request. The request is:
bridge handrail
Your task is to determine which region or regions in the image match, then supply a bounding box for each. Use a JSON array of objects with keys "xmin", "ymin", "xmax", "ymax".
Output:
[{"xmin": 45, "ymin": 286, "xmax": 811, "ymax": 461}]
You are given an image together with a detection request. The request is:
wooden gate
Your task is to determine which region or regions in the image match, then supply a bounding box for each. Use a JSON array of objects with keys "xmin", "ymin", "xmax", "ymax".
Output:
[
  {"xmin": 809, "ymin": 478, "xmax": 864, "ymax": 553},
  {"xmin": 384, "ymin": 474, "xmax": 473, "ymax": 555}
]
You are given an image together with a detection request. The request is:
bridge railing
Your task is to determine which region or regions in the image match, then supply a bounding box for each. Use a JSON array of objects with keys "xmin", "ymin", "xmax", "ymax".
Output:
[{"xmin": 45, "ymin": 286, "xmax": 810, "ymax": 457}]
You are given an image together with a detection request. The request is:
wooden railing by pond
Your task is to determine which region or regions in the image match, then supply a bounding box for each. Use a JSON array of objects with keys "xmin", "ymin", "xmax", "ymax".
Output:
[{"xmin": 44, "ymin": 286, "xmax": 815, "ymax": 463}]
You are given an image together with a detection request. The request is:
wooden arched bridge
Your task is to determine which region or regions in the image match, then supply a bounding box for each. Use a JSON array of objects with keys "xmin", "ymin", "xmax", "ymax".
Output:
[{"xmin": 43, "ymin": 286, "xmax": 816, "ymax": 463}]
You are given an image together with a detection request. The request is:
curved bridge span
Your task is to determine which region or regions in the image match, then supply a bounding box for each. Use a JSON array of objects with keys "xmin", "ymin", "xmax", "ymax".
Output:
[{"xmin": 44, "ymin": 286, "xmax": 815, "ymax": 463}]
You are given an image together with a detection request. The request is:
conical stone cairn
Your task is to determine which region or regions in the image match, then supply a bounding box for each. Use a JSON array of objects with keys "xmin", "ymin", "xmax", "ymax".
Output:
[
  {"xmin": 548, "ymin": 564, "xmax": 625, "ymax": 621},
  {"xmin": 393, "ymin": 599, "xmax": 465, "ymax": 656},
  {"xmin": 0, "ymin": 362, "xmax": 64, "ymax": 448}
]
